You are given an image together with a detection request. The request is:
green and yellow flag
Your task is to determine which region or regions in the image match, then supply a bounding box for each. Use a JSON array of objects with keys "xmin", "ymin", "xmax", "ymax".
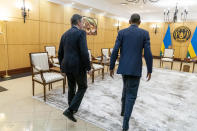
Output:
[
  {"xmin": 160, "ymin": 25, "xmax": 172, "ymax": 56},
  {"xmin": 187, "ymin": 26, "xmax": 197, "ymax": 58}
]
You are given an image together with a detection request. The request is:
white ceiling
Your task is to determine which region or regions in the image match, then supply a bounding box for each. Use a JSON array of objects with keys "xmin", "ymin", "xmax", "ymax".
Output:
[{"xmin": 48, "ymin": 0, "xmax": 197, "ymax": 22}]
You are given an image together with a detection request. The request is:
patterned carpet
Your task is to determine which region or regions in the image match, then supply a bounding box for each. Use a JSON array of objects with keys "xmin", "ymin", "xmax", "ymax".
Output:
[{"xmin": 33, "ymin": 67, "xmax": 197, "ymax": 131}]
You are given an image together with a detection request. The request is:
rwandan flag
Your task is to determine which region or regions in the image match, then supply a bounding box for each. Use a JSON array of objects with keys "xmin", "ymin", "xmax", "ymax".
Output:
[
  {"xmin": 187, "ymin": 26, "xmax": 197, "ymax": 58},
  {"xmin": 160, "ymin": 25, "xmax": 172, "ymax": 56}
]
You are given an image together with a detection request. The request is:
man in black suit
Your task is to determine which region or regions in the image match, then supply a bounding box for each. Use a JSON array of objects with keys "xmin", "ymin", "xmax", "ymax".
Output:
[{"xmin": 58, "ymin": 14, "xmax": 91, "ymax": 122}]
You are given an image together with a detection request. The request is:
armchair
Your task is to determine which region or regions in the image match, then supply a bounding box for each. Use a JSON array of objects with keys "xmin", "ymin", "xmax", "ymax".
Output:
[{"xmin": 29, "ymin": 52, "xmax": 66, "ymax": 102}]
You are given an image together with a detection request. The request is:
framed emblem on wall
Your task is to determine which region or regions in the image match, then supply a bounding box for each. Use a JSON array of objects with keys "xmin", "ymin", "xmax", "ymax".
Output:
[
  {"xmin": 173, "ymin": 26, "xmax": 191, "ymax": 42},
  {"xmin": 82, "ymin": 16, "xmax": 98, "ymax": 35}
]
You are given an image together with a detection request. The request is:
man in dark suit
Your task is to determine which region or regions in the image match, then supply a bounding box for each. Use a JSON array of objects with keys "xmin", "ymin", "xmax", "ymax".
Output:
[
  {"xmin": 58, "ymin": 14, "xmax": 91, "ymax": 122},
  {"xmin": 110, "ymin": 13, "xmax": 153, "ymax": 131}
]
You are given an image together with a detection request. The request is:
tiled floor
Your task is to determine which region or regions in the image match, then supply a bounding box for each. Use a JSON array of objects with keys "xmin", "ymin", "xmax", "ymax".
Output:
[
  {"xmin": 0, "ymin": 59, "xmax": 196, "ymax": 131},
  {"xmin": 0, "ymin": 73, "xmax": 105, "ymax": 131}
]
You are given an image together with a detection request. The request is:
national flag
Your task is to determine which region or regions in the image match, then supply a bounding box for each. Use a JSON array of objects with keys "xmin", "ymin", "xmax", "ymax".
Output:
[
  {"xmin": 160, "ymin": 25, "xmax": 172, "ymax": 56},
  {"xmin": 187, "ymin": 26, "xmax": 197, "ymax": 58}
]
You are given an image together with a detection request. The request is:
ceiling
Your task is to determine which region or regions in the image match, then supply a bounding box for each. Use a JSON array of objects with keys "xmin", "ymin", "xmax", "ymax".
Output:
[{"xmin": 48, "ymin": 0, "xmax": 197, "ymax": 22}]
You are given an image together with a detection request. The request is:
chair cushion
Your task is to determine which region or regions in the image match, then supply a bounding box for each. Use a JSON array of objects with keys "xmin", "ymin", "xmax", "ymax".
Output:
[
  {"xmin": 33, "ymin": 72, "xmax": 64, "ymax": 83},
  {"xmin": 93, "ymin": 64, "xmax": 104, "ymax": 70},
  {"xmin": 95, "ymin": 57, "xmax": 101, "ymax": 61},
  {"xmin": 53, "ymin": 63, "xmax": 60, "ymax": 68},
  {"xmin": 52, "ymin": 58, "xmax": 59, "ymax": 64},
  {"xmin": 31, "ymin": 53, "xmax": 49, "ymax": 73},
  {"xmin": 164, "ymin": 49, "xmax": 174, "ymax": 58},
  {"xmin": 46, "ymin": 46, "xmax": 56, "ymax": 57},
  {"xmin": 161, "ymin": 58, "xmax": 173, "ymax": 62},
  {"xmin": 88, "ymin": 50, "xmax": 92, "ymax": 61}
]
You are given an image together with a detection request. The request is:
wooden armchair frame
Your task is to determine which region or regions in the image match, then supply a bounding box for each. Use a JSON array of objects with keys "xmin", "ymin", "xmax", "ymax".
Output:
[
  {"xmin": 29, "ymin": 52, "xmax": 66, "ymax": 102},
  {"xmin": 88, "ymin": 50, "xmax": 104, "ymax": 83},
  {"xmin": 160, "ymin": 49, "xmax": 174, "ymax": 70}
]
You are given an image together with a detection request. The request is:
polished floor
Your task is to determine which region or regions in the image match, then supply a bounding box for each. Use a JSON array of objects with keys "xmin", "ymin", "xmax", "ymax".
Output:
[
  {"xmin": 0, "ymin": 76, "xmax": 104, "ymax": 131},
  {"xmin": 0, "ymin": 59, "xmax": 196, "ymax": 131}
]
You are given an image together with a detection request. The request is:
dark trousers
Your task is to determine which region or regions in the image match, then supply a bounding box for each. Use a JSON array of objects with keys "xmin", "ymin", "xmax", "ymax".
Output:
[
  {"xmin": 65, "ymin": 71, "xmax": 88, "ymax": 112},
  {"xmin": 121, "ymin": 75, "xmax": 140, "ymax": 130}
]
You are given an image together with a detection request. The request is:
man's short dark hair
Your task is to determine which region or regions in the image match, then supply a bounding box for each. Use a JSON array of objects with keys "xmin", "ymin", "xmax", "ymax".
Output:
[
  {"xmin": 129, "ymin": 13, "xmax": 141, "ymax": 24},
  {"xmin": 71, "ymin": 14, "xmax": 82, "ymax": 25}
]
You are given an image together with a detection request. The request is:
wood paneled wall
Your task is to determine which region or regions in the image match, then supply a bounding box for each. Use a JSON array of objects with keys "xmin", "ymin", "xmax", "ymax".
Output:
[
  {"xmin": 140, "ymin": 22, "xmax": 197, "ymax": 58},
  {"xmin": 0, "ymin": 0, "xmax": 196, "ymax": 73},
  {"xmin": 0, "ymin": 0, "xmax": 122, "ymax": 72}
]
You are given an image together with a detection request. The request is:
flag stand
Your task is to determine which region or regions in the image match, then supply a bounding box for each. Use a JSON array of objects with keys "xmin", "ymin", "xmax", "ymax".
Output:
[{"xmin": 1, "ymin": 21, "xmax": 11, "ymax": 78}]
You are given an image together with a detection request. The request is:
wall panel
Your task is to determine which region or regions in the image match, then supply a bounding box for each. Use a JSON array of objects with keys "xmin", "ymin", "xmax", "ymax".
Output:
[
  {"xmin": 40, "ymin": 0, "xmax": 64, "ymax": 23},
  {"xmin": 7, "ymin": 19, "xmax": 39, "ymax": 45},
  {"xmin": 0, "ymin": 45, "xmax": 6, "ymax": 71},
  {"xmin": 8, "ymin": 44, "xmax": 40, "ymax": 70}
]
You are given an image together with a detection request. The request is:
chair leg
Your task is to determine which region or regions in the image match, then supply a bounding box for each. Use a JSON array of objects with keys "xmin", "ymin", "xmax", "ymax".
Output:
[
  {"xmin": 64, "ymin": 76, "xmax": 67, "ymax": 85},
  {"xmin": 160, "ymin": 60, "xmax": 162, "ymax": 67},
  {"xmin": 63, "ymin": 79, "xmax": 65, "ymax": 94},
  {"xmin": 192, "ymin": 63, "xmax": 195, "ymax": 73},
  {"xmin": 171, "ymin": 62, "xmax": 173, "ymax": 70},
  {"xmin": 51, "ymin": 83, "xmax": 53, "ymax": 90},
  {"xmin": 102, "ymin": 68, "xmax": 104, "ymax": 80},
  {"xmin": 48, "ymin": 84, "xmax": 50, "ymax": 91},
  {"xmin": 32, "ymin": 81, "xmax": 35, "ymax": 96},
  {"xmin": 44, "ymin": 85, "xmax": 46, "ymax": 102},
  {"xmin": 92, "ymin": 71, "xmax": 94, "ymax": 83}
]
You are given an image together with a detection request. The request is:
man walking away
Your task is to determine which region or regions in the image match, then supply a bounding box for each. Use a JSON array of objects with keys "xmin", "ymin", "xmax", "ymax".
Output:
[
  {"xmin": 110, "ymin": 13, "xmax": 153, "ymax": 131},
  {"xmin": 58, "ymin": 14, "xmax": 91, "ymax": 122}
]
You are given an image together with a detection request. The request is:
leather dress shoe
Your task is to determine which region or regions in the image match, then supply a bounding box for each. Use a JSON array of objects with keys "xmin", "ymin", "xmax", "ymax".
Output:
[
  {"xmin": 122, "ymin": 129, "xmax": 128, "ymax": 131},
  {"xmin": 63, "ymin": 110, "xmax": 77, "ymax": 122}
]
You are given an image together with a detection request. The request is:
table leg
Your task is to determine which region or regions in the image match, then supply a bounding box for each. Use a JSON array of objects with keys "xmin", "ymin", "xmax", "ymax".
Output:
[
  {"xmin": 192, "ymin": 62, "xmax": 195, "ymax": 73},
  {"xmin": 180, "ymin": 62, "xmax": 183, "ymax": 71}
]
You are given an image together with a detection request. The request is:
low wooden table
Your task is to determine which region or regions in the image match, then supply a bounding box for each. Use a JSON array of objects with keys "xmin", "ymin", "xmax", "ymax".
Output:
[{"xmin": 180, "ymin": 58, "xmax": 196, "ymax": 73}]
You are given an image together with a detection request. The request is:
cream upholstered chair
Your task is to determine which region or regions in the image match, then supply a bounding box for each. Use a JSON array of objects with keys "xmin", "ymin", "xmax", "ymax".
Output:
[
  {"xmin": 101, "ymin": 48, "xmax": 110, "ymax": 62},
  {"xmin": 88, "ymin": 50, "xmax": 104, "ymax": 83},
  {"xmin": 29, "ymin": 52, "xmax": 66, "ymax": 102},
  {"xmin": 101, "ymin": 48, "xmax": 110, "ymax": 71},
  {"xmin": 160, "ymin": 49, "xmax": 174, "ymax": 70},
  {"xmin": 110, "ymin": 48, "xmax": 113, "ymax": 56},
  {"xmin": 45, "ymin": 46, "xmax": 60, "ymax": 68}
]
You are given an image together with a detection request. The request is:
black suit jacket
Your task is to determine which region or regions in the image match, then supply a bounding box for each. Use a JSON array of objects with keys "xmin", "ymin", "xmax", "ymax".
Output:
[{"xmin": 58, "ymin": 26, "xmax": 91, "ymax": 74}]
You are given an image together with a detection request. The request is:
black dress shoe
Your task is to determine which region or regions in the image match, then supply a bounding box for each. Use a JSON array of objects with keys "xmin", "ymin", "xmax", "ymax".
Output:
[
  {"xmin": 122, "ymin": 129, "xmax": 128, "ymax": 131},
  {"xmin": 63, "ymin": 110, "xmax": 77, "ymax": 122}
]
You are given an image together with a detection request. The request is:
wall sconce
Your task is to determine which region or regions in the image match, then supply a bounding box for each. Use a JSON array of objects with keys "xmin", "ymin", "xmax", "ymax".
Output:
[
  {"xmin": 151, "ymin": 24, "xmax": 159, "ymax": 34},
  {"xmin": 20, "ymin": 0, "xmax": 30, "ymax": 23}
]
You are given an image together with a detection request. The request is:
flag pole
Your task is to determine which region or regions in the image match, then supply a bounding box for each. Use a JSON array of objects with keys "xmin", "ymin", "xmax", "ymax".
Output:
[{"xmin": 2, "ymin": 20, "xmax": 11, "ymax": 78}]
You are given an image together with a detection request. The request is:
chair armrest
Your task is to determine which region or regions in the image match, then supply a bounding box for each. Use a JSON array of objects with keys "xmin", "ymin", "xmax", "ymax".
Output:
[
  {"xmin": 33, "ymin": 65, "xmax": 43, "ymax": 72},
  {"xmin": 91, "ymin": 55, "xmax": 96, "ymax": 60},
  {"xmin": 32, "ymin": 65, "xmax": 47, "ymax": 83}
]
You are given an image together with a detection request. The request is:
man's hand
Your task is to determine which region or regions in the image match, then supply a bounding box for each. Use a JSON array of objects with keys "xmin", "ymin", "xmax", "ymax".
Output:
[
  {"xmin": 110, "ymin": 70, "xmax": 114, "ymax": 78},
  {"xmin": 146, "ymin": 73, "xmax": 151, "ymax": 81}
]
